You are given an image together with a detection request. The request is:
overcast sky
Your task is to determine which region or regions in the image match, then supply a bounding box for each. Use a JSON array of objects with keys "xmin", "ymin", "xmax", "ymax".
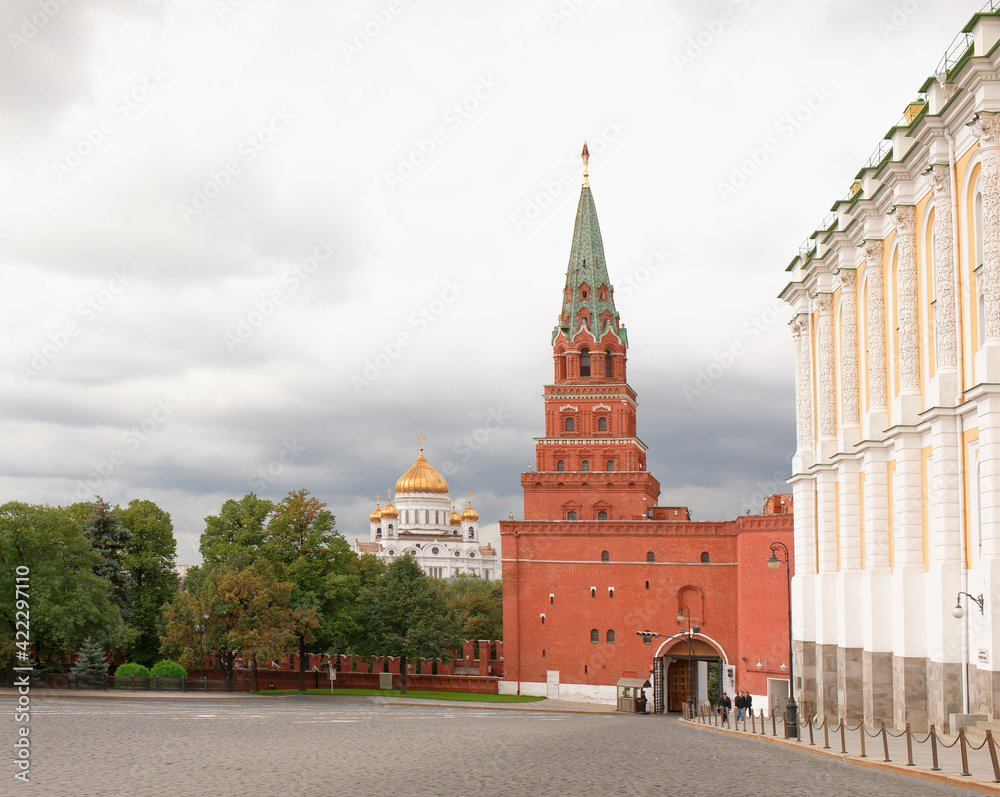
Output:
[{"xmin": 0, "ymin": 0, "xmax": 982, "ymax": 565}]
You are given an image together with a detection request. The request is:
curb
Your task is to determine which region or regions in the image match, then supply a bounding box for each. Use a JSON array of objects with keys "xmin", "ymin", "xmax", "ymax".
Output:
[
  {"xmin": 681, "ymin": 718, "xmax": 1000, "ymax": 795},
  {"xmin": 0, "ymin": 689, "xmax": 272, "ymax": 700}
]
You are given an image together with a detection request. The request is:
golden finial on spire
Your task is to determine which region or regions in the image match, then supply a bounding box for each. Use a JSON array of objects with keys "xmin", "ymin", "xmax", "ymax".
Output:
[
  {"xmin": 417, "ymin": 433, "xmax": 426, "ymax": 453},
  {"xmin": 386, "ymin": 488, "xmax": 392, "ymax": 501},
  {"xmin": 467, "ymin": 490, "xmax": 473, "ymax": 504},
  {"xmin": 581, "ymin": 140, "xmax": 590, "ymax": 187},
  {"xmin": 376, "ymin": 493, "xmax": 381, "ymax": 505}
]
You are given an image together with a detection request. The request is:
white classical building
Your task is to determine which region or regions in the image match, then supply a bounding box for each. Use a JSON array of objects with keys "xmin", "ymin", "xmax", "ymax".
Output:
[
  {"xmin": 780, "ymin": 7, "xmax": 1000, "ymax": 733},
  {"xmin": 355, "ymin": 440, "xmax": 498, "ymax": 580}
]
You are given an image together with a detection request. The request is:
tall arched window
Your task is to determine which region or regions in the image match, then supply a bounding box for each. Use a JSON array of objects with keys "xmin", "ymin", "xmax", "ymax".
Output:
[
  {"xmin": 701, "ymin": 551, "xmax": 710, "ymax": 563},
  {"xmin": 601, "ymin": 550, "xmax": 609, "ymax": 562},
  {"xmin": 591, "ymin": 629, "xmax": 599, "ymax": 643},
  {"xmin": 606, "ymin": 460, "xmax": 614, "ymax": 472},
  {"xmin": 580, "ymin": 348, "xmax": 591, "ymax": 377},
  {"xmin": 565, "ymin": 417, "xmax": 575, "ymax": 432},
  {"xmin": 647, "ymin": 552, "xmax": 654, "ymax": 563},
  {"xmin": 375, "ymin": 529, "xmax": 382, "ymax": 539},
  {"xmin": 567, "ymin": 510, "xmax": 577, "ymax": 520},
  {"xmin": 606, "ymin": 630, "xmax": 615, "ymax": 644},
  {"xmin": 605, "ymin": 349, "xmax": 613, "ymax": 377},
  {"xmin": 581, "ymin": 460, "xmax": 589, "ymax": 471},
  {"xmin": 387, "ymin": 524, "xmax": 393, "ymax": 534},
  {"xmin": 598, "ymin": 417, "xmax": 607, "ymax": 431},
  {"xmin": 597, "ymin": 510, "xmax": 607, "ymax": 521},
  {"xmin": 557, "ymin": 460, "xmax": 565, "ymax": 471}
]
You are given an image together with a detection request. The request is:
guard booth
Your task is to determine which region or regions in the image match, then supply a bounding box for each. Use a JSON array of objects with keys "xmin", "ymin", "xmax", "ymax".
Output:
[{"xmin": 616, "ymin": 677, "xmax": 650, "ymax": 713}]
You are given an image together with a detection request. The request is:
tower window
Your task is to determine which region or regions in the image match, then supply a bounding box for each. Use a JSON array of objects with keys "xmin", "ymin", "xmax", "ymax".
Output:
[
  {"xmin": 469, "ymin": 528, "xmax": 475, "ymax": 539},
  {"xmin": 565, "ymin": 417, "xmax": 574, "ymax": 432},
  {"xmin": 647, "ymin": 552, "xmax": 654, "ymax": 563},
  {"xmin": 582, "ymin": 289, "xmax": 588, "ymax": 299},
  {"xmin": 701, "ymin": 552, "xmax": 710, "ymax": 563},
  {"xmin": 597, "ymin": 511, "xmax": 607, "ymax": 521},
  {"xmin": 591, "ymin": 629, "xmax": 599, "ymax": 643},
  {"xmin": 387, "ymin": 524, "xmax": 393, "ymax": 533},
  {"xmin": 581, "ymin": 460, "xmax": 589, "ymax": 471},
  {"xmin": 580, "ymin": 348, "xmax": 590, "ymax": 377},
  {"xmin": 567, "ymin": 510, "xmax": 577, "ymax": 521},
  {"xmin": 606, "ymin": 460, "xmax": 614, "ymax": 472},
  {"xmin": 375, "ymin": 529, "xmax": 382, "ymax": 539},
  {"xmin": 557, "ymin": 460, "xmax": 565, "ymax": 471},
  {"xmin": 605, "ymin": 349, "xmax": 612, "ymax": 377},
  {"xmin": 598, "ymin": 417, "xmax": 607, "ymax": 432},
  {"xmin": 601, "ymin": 551, "xmax": 609, "ymax": 562},
  {"xmin": 606, "ymin": 630, "xmax": 615, "ymax": 644}
]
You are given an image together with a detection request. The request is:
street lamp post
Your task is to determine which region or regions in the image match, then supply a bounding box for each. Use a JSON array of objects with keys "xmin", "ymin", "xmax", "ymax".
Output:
[
  {"xmin": 195, "ymin": 612, "xmax": 209, "ymax": 683},
  {"xmin": 767, "ymin": 541, "xmax": 798, "ymax": 739}
]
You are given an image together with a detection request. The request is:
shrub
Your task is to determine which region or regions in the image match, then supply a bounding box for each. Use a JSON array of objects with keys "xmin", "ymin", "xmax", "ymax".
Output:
[
  {"xmin": 150, "ymin": 659, "xmax": 186, "ymax": 678},
  {"xmin": 114, "ymin": 663, "xmax": 151, "ymax": 678}
]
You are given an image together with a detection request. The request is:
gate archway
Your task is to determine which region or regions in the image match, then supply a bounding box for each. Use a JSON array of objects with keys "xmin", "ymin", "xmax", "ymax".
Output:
[{"xmin": 651, "ymin": 633, "xmax": 729, "ymax": 714}]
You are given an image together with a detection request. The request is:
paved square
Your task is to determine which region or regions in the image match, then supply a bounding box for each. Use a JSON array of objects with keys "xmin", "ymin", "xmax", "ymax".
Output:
[{"xmin": 1, "ymin": 695, "xmax": 981, "ymax": 796}]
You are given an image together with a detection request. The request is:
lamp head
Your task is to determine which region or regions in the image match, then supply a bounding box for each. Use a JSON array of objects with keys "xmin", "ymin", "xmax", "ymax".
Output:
[
  {"xmin": 766, "ymin": 553, "xmax": 781, "ymax": 571},
  {"xmin": 953, "ymin": 603, "xmax": 966, "ymax": 619},
  {"xmin": 676, "ymin": 611, "xmax": 686, "ymax": 623}
]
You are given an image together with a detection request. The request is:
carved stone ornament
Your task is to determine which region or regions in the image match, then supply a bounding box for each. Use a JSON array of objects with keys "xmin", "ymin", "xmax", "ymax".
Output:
[
  {"xmin": 838, "ymin": 269, "xmax": 860, "ymax": 425},
  {"xmin": 816, "ymin": 292, "xmax": 836, "ymax": 438},
  {"xmin": 891, "ymin": 206, "xmax": 920, "ymax": 391},
  {"xmin": 971, "ymin": 113, "xmax": 1000, "ymax": 341},
  {"xmin": 864, "ymin": 239, "xmax": 887, "ymax": 410},
  {"xmin": 790, "ymin": 314, "xmax": 813, "ymax": 450},
  {"xmin": 925, "ymin": 164, "xmax": 957, "ymax": 369}
]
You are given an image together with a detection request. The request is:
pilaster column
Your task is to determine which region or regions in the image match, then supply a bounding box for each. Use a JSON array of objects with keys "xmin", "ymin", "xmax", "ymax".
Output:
[
  {"xmin": 926, "ymin": 165, "xmax": 958, "ymax": 374},
  {"xmin": 791, "ymin": 314, "xmax": 815, "ymax": 470},
  {"xmin": 816, "ymin": 292, "xmax": 837, "ymax": 460},
  {"xmin": 969, "ymin": 114, "xmax": 1000, "ymax": 380},
  {"xmin": 864, "ymin": 240, "xmax": 889, "ymax": 437},
  {"xmin": 838, "ymin": 268, "xmax": 861, "ymax": 450},
  {"xmin": 891, "ymin": 205, "xmax": 921, "ymax": 423}
]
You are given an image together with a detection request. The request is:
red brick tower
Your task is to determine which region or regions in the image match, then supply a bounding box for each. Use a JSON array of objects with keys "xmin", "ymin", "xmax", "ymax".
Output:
[{"xmin": 521, "ymin": 143, "xmax": 660, "ymax": 522}]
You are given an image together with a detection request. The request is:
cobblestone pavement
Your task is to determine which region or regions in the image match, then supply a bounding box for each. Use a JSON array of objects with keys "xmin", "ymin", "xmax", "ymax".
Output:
[{"xmin": 1, "ymin": 695, "xmax": 984, "ymax": 796}]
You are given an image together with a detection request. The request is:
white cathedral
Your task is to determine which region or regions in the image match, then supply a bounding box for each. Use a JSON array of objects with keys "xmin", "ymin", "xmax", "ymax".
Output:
[{"xmin": 355, "ymin": 439, "xmax": 498, "ymax": 580}]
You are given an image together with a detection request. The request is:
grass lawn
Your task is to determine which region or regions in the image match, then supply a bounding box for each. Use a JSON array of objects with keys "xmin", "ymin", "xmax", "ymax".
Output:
[{"xmin": 257, "ymin": 687, "xmax": 544, "ymax": 703}]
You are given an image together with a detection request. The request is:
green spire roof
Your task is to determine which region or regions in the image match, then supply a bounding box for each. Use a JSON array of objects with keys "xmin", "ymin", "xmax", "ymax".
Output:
[{"xmin": 555, "ymin": 183, "xmax": 623, "ymax": 345}]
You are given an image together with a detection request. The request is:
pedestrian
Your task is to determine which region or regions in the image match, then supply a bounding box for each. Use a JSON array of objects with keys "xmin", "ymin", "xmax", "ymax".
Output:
[
  {"xmin": 735, "ymin": 691, "xmax": 745, "ymax": 722},
  {"xmin": 720, "ymin": 692, "xmax": 731, "ymax": 723},
  {"xmin": 745, "ymin": 692, "xmax": 753, "ymax": 720}
]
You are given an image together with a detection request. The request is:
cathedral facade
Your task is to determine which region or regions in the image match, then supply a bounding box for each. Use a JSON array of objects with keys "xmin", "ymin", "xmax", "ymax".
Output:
[
  {"xmin": 780, "ymin": 8, "xmax": 1000, "ymax": 733},
  {"xmin": 356, "ymin": 440, "xmax": 498, "ymax": 580},
  {"xmin": 500, "ymin": 149, "xmax": 794, "ymax": 708}
]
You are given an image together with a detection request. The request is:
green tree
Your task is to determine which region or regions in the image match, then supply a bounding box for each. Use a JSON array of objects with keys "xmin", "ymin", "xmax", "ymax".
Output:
[
  {"xmin": 71, "ymin": 637, "xmax": 109, "ymax": 679},
  {"xmin": 118, "ymin": 499, "xmax": 180, "ymax": 666},
  {"xmin": 82, "ymin": 498, "xmax": 133, "ymax": 615},
  {"xmin": 200, "ymin": 493, "xmax": 275, "ymax": 565},
  {"xmin": 444, "ymin": 576, "xmax": 503, "ymax": 641},
  {"xmin": 160, "ymin": 558, "xmax": 302, "ymax": 690},
  {"xmin": 261, "ymin": 489, "xmax": 357, "ymax": 691},
  {"xmin": 352, "ymin": 554, "xmax": 461, "ymax": 694},
  {"xmin": 0, "ymin": 502, "xmax": 128, "ymax": 667}
]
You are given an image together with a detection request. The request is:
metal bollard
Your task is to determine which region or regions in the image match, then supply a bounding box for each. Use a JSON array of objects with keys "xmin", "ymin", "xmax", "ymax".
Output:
[
  {"xmin": 859, "ymin": 722, "xmax": 866, "ymax": 758},
  {"xmin": 823, "ymin": 718, "xmax": 830, "ymax": 749},
  {"xmin": 986, "ymin": 730, "xmax": 1000, "ymax": 783},
  {"xmin": 880, "ymin": 721, "xmax": 890, "ymax": 762},
  {"xmin": 959, "ymin": 727, "xmax": 971, "ymax": 777},
  {"xmin": 808, "ymin": 716, "xmax": 814, "ymax": 746},
  {"xmin": 930, "ymin": 726, "xmax": 940, "ymax": 771},
  {"xmin": 751, "ymin": 710, "xmax": 756, "ymax": 734},
  {"xmin": 771, "ymin": 711, "xmax": 777, "ymax": 736},
  {"xmin": 840, "ymin": 721, "xmax": 847, "ymax": 754},
  {"xmin": 905, "ymin": 724, "xmax": 914, "ymax": 766}
]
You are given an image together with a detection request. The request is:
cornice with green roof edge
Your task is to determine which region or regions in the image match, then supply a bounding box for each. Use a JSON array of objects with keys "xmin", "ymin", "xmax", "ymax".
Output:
[{"xmin": 787, "ymin": 6, "xmax": 1000, "ymax": 274}]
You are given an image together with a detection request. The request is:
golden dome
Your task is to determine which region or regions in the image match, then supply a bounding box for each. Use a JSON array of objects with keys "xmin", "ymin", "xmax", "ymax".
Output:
[
  {"xmin": 369, "ymin": 495, "xmax": 382, "ymax": 523},
  {"xmin": 460, "ymin": 496, "xmax": 479, "ymax": 522},
  {"xmin": 449, "ymin": 500, "xmax": 461, "ymax": 526},
  {"xmin": 381, "ymin": 489, "xmax": 399, "ymax": 519},
  {"xmin": 395, "ymin": 439, "xmax": 450, "ymax": 495}
]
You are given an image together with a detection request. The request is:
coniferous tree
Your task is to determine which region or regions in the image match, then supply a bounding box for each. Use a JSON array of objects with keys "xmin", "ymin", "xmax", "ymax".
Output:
[
  {"xmin": 83, "ymin": 498, "xmax": 133, "ymax": 617},
  {"xmin": 71, "ymin": 637, "xmax": 109, "ymax": 681}
]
